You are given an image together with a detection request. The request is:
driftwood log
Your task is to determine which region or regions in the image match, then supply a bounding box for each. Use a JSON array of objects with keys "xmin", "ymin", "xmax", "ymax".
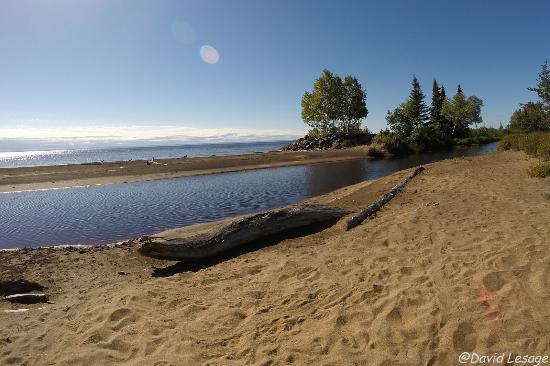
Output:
[
  {"xmin": 139, "ymin": 204, "xmax": 349, "ymax": 260},
  {"xmin": 346, "ymin": 166, "xmax": 425, "ymax": 230}
]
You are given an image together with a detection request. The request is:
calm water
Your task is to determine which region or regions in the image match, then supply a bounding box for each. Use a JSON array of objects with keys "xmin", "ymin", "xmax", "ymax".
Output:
[
  {"xmin": 0, "ymin": 141, "xmax": 289, "ymax": 167},
  {"xmin": 0, "ymin": 142, "xmax": 497, "ymax": 249}
]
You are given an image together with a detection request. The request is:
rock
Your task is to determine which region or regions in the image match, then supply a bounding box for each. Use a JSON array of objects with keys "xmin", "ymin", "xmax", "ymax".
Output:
[
  {"xmin": 3, "ymin": 293, "xmax": 49, "ymax": 304},
  {"xmin": 139, "ymin": 204, "xmax": 350, "ymax": 260},
  {"xmin": 282, "ymin": 132, "xmax": 373, "ymax": 151},
  {"xmin": 545, "ymin": 190, "xmax": 550, "ymax": 200}
]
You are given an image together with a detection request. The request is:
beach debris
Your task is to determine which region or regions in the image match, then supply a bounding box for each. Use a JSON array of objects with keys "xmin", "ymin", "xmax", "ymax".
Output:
[
  {"xmin": 346, "ymin": 166, "xmax": 425, "ymax": 230},
  {"xmin": 139, "ymin": 204, "xmax": 349, "ymax": 260},
  {"xmin": 544, "ymin": 190, "xmax": 550, "ymax": 200},
  {"xmin": 117, "ymin": 271, "xmax": 127, "ymax": 276},
  {"xmin": 3, "ymin": 293, "xmax": 49, "ymax": 304}
]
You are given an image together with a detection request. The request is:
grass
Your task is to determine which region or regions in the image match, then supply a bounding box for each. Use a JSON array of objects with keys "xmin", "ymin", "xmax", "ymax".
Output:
[
  {"xmin": 528, "ymin": 162, "xmax": 550, "ymax": 178},
  {"xmin": 498, "ymin": 132, "xmax": 550, "ymax": 177}
]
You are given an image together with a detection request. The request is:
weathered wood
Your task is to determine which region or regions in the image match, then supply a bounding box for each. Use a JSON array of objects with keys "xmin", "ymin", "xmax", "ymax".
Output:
[
  {"xmin": 139, "ymin": 204, "xmax": 350, "ymax": 260},
  {"xmin": 346, "ymin": 166, "xmax": 425, "ymax": 230},
  {"xmin": 3, "ymin": 293, "xmax": 49, "ymax": 304}
]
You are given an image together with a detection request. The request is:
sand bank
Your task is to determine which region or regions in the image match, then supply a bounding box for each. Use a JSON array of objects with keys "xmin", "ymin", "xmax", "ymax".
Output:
[
  {"xmin": 1, "ymin": 151, "xmax": 549, "ymax": 365},
  {"xmin": 0, "ymin": 147, "xmax": 375, "ymax": 193}
]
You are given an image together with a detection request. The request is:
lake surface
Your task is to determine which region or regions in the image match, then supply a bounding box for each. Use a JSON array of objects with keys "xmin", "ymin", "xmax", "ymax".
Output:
[
  {"xmin": 0, "ymin": 141, "xmax": 289, "ymax": 167},
  {"xmin": 0, "ymin": 142, "xmax": 497, "ymax": 249}
]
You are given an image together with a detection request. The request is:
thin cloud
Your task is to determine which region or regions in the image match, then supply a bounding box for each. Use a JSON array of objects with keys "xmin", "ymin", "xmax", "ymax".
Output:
[{"xmin": 0, "ymin": 125, "xmax": 305, "ymax": 143}]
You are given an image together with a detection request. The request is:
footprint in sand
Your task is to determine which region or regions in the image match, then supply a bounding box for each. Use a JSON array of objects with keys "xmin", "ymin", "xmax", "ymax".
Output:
[
  {"xmin": 482, "ymin": 272, "xmax": 506, "ymax": 292},
  {"xmin": 452, "ymin": 322, "xmax": 477, "ymax": 352}
]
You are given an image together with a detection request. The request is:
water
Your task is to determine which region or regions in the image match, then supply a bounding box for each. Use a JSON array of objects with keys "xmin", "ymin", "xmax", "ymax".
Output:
[
  {"xmin": 0, "ymin": 142, "xmax": 497, "ymax": 249},
  {"xmin": 0, "ymin": 141, "xmax": 290, "ymax": 167}
]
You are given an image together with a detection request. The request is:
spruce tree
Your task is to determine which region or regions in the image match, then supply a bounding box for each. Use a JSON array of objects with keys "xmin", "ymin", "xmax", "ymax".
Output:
[
  {"xmin": 408, "ymin": 75, "xmax": 429, "ymax": 129},
  {"xmin": 430, "ymin": 79, "xmax": 443, "ymax": 127},
  {"xmin": 528, "ymin": 60, "xmax": 550, "ymax": 106}
]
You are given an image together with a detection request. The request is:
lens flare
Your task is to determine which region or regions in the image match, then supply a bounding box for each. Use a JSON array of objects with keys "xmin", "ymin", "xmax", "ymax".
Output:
[
  {"xmin": 200, "ymin": 45, "xmax": 220, "ymax": 64},
  {"xmin": 171, "ymin": 21, "xmax": 196, "ymax": 44}
]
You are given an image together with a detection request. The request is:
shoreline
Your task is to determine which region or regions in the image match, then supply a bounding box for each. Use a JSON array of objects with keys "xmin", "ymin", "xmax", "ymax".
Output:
[
  {"xmin": 1, "ymin": 151, "xmax": 549, "ymax": 365},
  {"xmin": 0, "ymin": 146, "xmax": 377, "ymax": 193}
]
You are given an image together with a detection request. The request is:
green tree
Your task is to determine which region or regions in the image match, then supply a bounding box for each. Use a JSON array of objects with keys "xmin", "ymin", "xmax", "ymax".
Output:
[
  {"xmin": 467, "ymin": 96, "xmax": 484, "ymax": 129},
  {"xmin": 386, "ymin": 75, "xmax": 428, "ymax": 138},
  {"xmin": 528, "ymin": 60, "xmax": 550, "ymax": 106},
  {"xmin": 509, "ymin": 102, "xmax": 550, "ymax": 132},
  {"xmin": 409, "ymin": 75, "xmax": 429, "ymax": 129},
  {"xmin": 301, "ymin": 69, "xmax": 368, "ymax": 136},
  {"xmin": 341, "ymin": 76, "xmax": 368, "ymax": 133},
  {"xmin": 443, "ymin": 85, "xmax": 471, "ymax": 137},
  {"xmin": 430, "ymin": 79, "xmax": 443, "ymax": 127},
  {"xmin": 301, "ymin": 69, "xmax": 344, "ymax": 135}
]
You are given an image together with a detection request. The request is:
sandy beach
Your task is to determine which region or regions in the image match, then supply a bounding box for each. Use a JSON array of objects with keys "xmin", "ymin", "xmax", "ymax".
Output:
[
  {"xmin": 0, "ymin": 146, "xmax": 376, "ymax": 193},
  {"xmin": 1, "ymin": 150, "xmax": 549, "ymax": 365}
]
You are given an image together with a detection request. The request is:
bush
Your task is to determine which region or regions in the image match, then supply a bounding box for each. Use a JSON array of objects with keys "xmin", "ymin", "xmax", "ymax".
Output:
[
  {"xmin": 499, "ymin": 133, "xmax": 550, "ymax": 178},
  {"xmin": 528, "ymin": 162, "xmax": 550, "ymax": 178},
  {"xmin": 373, "ymin": 130, "xmax": 411, "ymax": 154},
  {"xmin": 367, "ymin": 146, "xmax": 385, "ymax": 158},
  {"xmin": 498, "ymin": 132, "xmax": 550, "ymax": 156}
]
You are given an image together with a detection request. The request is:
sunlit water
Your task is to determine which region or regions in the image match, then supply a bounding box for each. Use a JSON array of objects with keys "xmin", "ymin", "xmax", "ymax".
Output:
[
  {"xmin": 0, "ymin": 143, "xmax": 497, "ymax": 249},
  {"xmin": 0, "ymin": 141, "xmax": 289, "ymax": 167}
]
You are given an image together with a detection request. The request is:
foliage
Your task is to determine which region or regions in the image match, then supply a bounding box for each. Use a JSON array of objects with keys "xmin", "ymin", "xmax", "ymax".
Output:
[
  {"xmin": 528, "ymin": 60, "xmax": 550, "ymax": 105},
  {"xmin": 372, "ymin": 129, "xmax": 411, "ymax": 154},
  {"xmin": 301, "ymin": 70, "xmax": 368, "ymax": 136},
  {"xmin": 441, "ymin": 85, "xmax": 483, "ymax": 137},
  {"xmin": 498, "ymin": 132, "xmax": 550, "ymax": 159},
  {"xmin": 527, "ymin": 162, "xmax": 550, "ymax": 178},
  {"xmin": 508, "ymin": 60, "xmax": 550, "ymax": 132},
  {"xmin": 508, "ymin": 102, "xmax": 550, "ymax": 132},
  {"xmin": 386, "ymin": 75, "xmax": 429, "ymax": 141},
  {"xmin": 386, "ymin": 76, "xmax": 485, "ymax": 151}
]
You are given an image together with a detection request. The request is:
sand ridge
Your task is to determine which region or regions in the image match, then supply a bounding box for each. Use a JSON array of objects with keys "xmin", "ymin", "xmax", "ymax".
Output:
[
  {"xmin": 0, "ymin": 146, "xmax": 377, "ymax": 193},
  {"xmin": 1, "ymin": 151, "xmax": 549, "ymax": 365}
]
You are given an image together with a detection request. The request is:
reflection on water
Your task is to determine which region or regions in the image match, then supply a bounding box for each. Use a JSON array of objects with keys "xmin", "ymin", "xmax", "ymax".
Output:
[{"xmin": 0, "ymin": 142, "xmax": 497, "ymax": 249}]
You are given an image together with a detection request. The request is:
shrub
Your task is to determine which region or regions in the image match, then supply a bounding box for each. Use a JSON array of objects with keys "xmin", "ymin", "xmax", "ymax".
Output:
[
  {"xmin": 367, "ymin": 146, "xmax": 385, "ymax": 158},
  {"xmin": 528, "ymin": 162, "xmax": 550, "ymax": 177}
]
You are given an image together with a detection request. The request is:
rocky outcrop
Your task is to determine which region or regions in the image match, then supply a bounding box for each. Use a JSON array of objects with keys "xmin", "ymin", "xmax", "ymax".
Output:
[{"xmin": 282, "ymin": 133, "xmax": 373, "ymax": 151}]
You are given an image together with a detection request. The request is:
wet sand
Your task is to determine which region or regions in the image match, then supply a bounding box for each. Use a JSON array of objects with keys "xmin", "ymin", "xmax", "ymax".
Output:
[
  {"xmin": 1, "ymin": 151, "xmax": 549, "ymax": 365},
  {"xmin": 0, "ymin": 146, "xmax": 376, "ymax": 192}
]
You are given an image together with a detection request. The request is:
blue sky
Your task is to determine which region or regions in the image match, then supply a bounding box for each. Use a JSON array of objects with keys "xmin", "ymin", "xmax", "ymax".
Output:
[{"xmin": 0, "ymin": 0, "xmax": 549, "ymax": 143}]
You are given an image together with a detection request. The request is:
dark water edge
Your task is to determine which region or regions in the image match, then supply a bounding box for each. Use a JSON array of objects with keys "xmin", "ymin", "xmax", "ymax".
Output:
[{"xmin": 0, "ymin": 142, "xmax": 497, "ymax": 249}]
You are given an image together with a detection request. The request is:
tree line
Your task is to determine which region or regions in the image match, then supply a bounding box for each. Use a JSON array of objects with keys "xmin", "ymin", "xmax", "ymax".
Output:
[
  {"xmin": 301, "ymin": 69, "xmax": 486, "ymax": 151},
  {"xmin": 384, "ymin": 76, "xmax": 483, "ymax": 150},
  {"xmin": 508, "ymin": 60, "xmax": 550, "ymax": 132}
]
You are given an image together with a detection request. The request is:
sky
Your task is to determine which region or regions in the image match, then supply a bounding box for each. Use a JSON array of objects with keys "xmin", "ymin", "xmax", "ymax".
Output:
[{"xmin": 0, "ymin": 0, "xmax": 549, "ymax": 146}]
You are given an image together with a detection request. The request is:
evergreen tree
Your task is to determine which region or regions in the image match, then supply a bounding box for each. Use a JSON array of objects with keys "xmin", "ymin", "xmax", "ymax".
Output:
[
  {"xmin": 408, "ymin": 75, "xmax": 429, "ymax": 129},
  {"xmin": 430, "ymin": 79, "xmax": 443, "ymax": 127},
  {"xmin": 439, "ymin": 85, "xmax": 453, "ymax": 137},
  {"xmin": 528, "ymin": 60, "xmax": 550, "ymax": 106}
]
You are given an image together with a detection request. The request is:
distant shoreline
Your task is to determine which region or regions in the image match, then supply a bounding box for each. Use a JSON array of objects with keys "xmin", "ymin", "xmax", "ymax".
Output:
[{"xmin": 0, "ymin": 146, "xmax": 377, "ymax": 193}]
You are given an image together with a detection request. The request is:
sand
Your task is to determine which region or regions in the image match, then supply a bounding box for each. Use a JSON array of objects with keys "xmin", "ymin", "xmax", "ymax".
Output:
[
  {"xmin": 0, "ymin": 146, "xmax": 377, "ymax": 193},
  {"xmin": 1, "ymin": 150, "xmax": 549, "ymax": 365}
]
